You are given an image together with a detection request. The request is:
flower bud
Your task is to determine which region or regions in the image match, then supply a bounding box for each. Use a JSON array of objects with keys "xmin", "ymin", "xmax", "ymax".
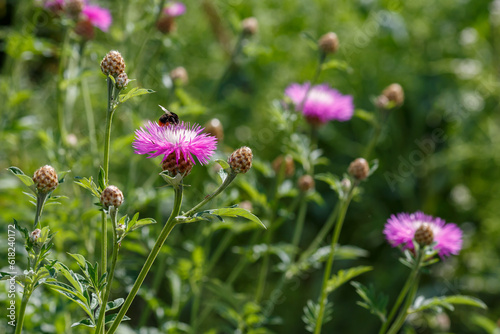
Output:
[
  {"xmin": 100, "ymin": 51, "xmax": 126, "ymax": 77},
  {"xmin": 65, "ymin": 0, "xmax": 84, "ymax": 18},
  {"xmin": 74, "ymin": 19, "xmax": 95, "ymax": 40},
  {"xmin": 298, "ymin": 175, "xmax": 315, "ymax": 192},
  {"xmin": 242, "ymin": 17, "xmax": 258, "ymax": 36},
  {"xmin": 348, "ymin": 158, "xmax": 370, "ymax": 181},
  {"xmin": 239, "ymin": 200, "xmax": 253, "ymax": 212},
  {"xmin": 157, "ymin": 16, "xmax": 176, "ymax": 34},
  {"xmin": 100, "ymin": 185, "xmax": 124, "ymax": 209},
  {"xmin": 414, "ymin": 223, "xmax": 434, "ymax": 246},
  {"xmin": 318, "ymin": 32, "xmax": 339, "ymax": 54},
  {"xmin": 29, "ymin": 229, "xmax": 42, "ymax": 243},
  {"xmin": 161, "ymin": 151, "xmax": 193, "ymax": 177},
  {"xmin": 272, "ymin": 155, "xmax": 295, "ymax": 178},
  {"xmin": 115, "ymin": 72, "xmax": 130, "ymax": 89},
  {"xmin": 228, "ymin": 146, "xmax": 253, "ymax": 174},
  {"xmin": 170, "ymin": 66, "xmax": 189, "ymax": 85},
  {"xmin": 33, "ymin": 165, "xmax": 59, "ymax": 193},
  {"xmin": 204, "ymin": 118, "xmax": 224, "ymax": 142},
  {"xmin": 380, "ymin": 83, "xmax": 404, "ymax": 108}
]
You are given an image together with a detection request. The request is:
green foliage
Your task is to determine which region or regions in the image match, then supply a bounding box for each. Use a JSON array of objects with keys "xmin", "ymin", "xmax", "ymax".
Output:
[{"xmin": 351, "ymin": 281, "xmax": 388, "ymax": 323}]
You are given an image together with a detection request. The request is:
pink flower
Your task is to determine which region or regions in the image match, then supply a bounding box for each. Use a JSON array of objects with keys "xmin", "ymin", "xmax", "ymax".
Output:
[
  {"xmin": 133, "ymin": 120, "xmax": 217, "ymax": 165},
  {"xmin": 285, "ymin": 82, "xmax": 354, "ymax": 124},
  {"xmin": 383, "ymin": 211, "xmax": 463, "ymax": 258},
  {"xmin": 163, "ymin": 2, "xmax": 186, "ymax": 17},
  {"xmin": 82, "ymin": 5, "xmax": 112, "ymax": 32}
]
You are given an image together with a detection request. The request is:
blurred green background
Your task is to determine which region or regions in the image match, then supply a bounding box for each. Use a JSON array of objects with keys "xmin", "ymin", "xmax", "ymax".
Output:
[{"xmin": 0, "ymin": 0, "xmax": 498, "ymax": 333}]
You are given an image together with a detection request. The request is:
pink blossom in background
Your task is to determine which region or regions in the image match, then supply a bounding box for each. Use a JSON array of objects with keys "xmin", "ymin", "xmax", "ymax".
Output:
[
  {"xmin": 383, "ymin": 211, "xmax": 463, "ymax": 258},
  {"xmin": 133, "ymin": 120, "xmax": 217, "ymax": 165},
  {"xmin": 285, "ymin": 82, "xmax": 354, "ymax": 124},
  {"xmin": 164, "ymin": 2, "xmax": 186, "ymax": 17},
  {"xmin": 82, "ymin": 5, "xmax": 112, "ymax": 32}
]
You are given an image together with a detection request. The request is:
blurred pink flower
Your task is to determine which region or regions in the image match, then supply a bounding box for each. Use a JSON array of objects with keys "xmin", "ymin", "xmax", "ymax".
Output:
[
  {"xmin": 82, "ymin": 5, "xmax": 112, "ymax": 32},
  {"xmin": 285, "ymin": 82, "xmax": 354, "ymax": 124},
  {"xmin": 384, "ymin": 211, "xmax": 463, "ymax": 258},
  {"xmin": 163, "ymin": 2, "xmax": 186, "ymax": 17}
]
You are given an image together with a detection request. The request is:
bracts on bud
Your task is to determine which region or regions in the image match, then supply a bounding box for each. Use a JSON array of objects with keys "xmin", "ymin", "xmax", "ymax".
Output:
[
  {"xmin": 100, "ymin": 51, "xmax": 126, "ymax": 78},
  {"xmin": 161, "ymin": 151, "xmax": 193, "ymax": 177},
  {"xmin": 414, "ymin": 223, "xmax": 434, "ymax": 246},
  {"xmin": 228, "ymin": 146, "xmax": 253, "ymax": 174},
  {"xmin": 318, "ymin": 32, "xmax": 339, "ymax": 54},
  {"xmin": 100, "ymin": 185, "xmax": 124, "ymax": 209},
  {"xmin": 33, "ymin": 165, "xmax": 59, "ymax": 193},
  {"xmin": 348, "ymin": 158, "xmax": 370, "ymax": 181}
]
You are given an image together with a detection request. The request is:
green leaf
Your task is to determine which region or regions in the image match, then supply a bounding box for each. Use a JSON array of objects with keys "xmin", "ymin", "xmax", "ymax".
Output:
[
  {"xmin": 354, "ymin": 109, "xmax": 376, "ymax": 124},
  {"xmin": 209, "ymin": 208, "xmax": 266, "ymax": 229},
  {"xmin": 71, "ymin": 318, "xmax": 95, "ymax": 328},
  {"xmin": 327, "ymin": 266, "xmax": 373, "ymax": 294},
  {"xmin": 130, "ymin": 218, "xmax": 156, "ymax": 231},
  {"xmin": 216, "ymin": 159, "xmax": 230, "ymax": 170},
  {"xmin": 13, "ymin": 219, "xmax": 29, "ymax": 239},
  {"xmin": 98, "ymin": 167, "xmax": 106, "ymax": 190},
  {"xmin": 470, "ymin": 314, "xmax": 500, "ymax": 333},
  {"xmin": 321, "ymin": 59, "xmax": 349, "ymax": 72},
  {"xmin": 105, "ymin": 313, "xmax": 131, "ymax": 325},
  {"xmin": 68, "ymin": 253, "xmax": 87, "ymax": 269},
  {"xmin": 119, "ymin": 87, "xmax": 155, "ymax": 104},
  {"xmin": 58, "ymin": 170, "xmax": 71, "ymax": 184},
  {"xmin": 74, "ymin": 176, "xmax": 101, "ymax": 198},
  {"xmin": 8, "ymin": 166, "xmax": 35, "ymax": 189},
  {"xmin": 105, "ymin": 298, "xmax": 124, "ymax": 312},
  {"xmin": 411, "ymin": 295, "xmax": 487, "ymax": 314},
  {"xmin": 351, "ymin": 281, "xmax": 387, "ymax": 323}
]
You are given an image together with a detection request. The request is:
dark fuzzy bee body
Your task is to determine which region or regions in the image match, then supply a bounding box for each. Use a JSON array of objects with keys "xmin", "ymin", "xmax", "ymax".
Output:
[{"xmin": 158, "ymin": 105, "xmax": 180, "ymax": 127}]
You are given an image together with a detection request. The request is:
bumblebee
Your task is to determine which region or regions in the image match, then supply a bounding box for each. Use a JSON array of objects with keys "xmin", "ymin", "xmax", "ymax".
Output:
[{"xmin": 158, "ymin": 105, "xmax": 180, "ymax": 127}]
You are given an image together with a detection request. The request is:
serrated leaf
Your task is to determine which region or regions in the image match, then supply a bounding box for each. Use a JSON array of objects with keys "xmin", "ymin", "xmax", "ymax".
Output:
[
  {"xmin": 119, "ymin": 87, "xmax": 155, "ymax": 104},
  {"xmin": 351, "ymin": 281, "xmax": 387, "ymax": 323},
  {"xmin": 327, "ymin": 266, "xmax": 373, "ymax": 294},
  {"xmin": 74, "ymin": 176, "xmax": 101, "ymax": 198},
  {"xmin": 13, "ymin": 219, "xmax": 29, "ymax": 239}
]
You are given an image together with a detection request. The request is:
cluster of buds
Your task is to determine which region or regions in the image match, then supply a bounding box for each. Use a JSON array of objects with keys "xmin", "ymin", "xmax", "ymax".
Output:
[
  {"xmin": 348, "ymin": 158, "xmax": 370, "ymax": 181},
  {"xmin": 100, "ymin": 185, "xmax": 124, "ymax": 209},
  {"xmin": 375, "ymin": 83, "xmax": 404, "ymax": 109},
  {"xmin": 242, "ymin": 17, "xmax": 258, "ymax": 36},
  {"xmin": 318, "ymin": 32, "xmax": 339, "ymax": 54},
  {"xmin": 33, "ymin": 165, "xmax": 59, "ymax": 193},
  {"xmin": 228, "ymin": 147, "xmax": 253, "ymax": 174},
  {"xmin": 272, "ymin": 155, "xmax": 295, "ymax": 178},
  {"xmin": 162, "ymin": 152, "xmax": 193, "ymax": 177},
  {"xmin": 100, "ymin": 51, "xmax": 130, "ymax": 89}
]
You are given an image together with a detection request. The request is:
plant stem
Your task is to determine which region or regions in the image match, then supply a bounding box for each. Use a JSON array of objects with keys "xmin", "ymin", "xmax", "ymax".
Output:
[
  {"xmin": 95, "ymin": 208, "xmax": 120, "ymax": 333},
  {"xmin": 15, "ymin": 287, "xmax": 32, "ymax": 334},
  {"xmin": 313, "ymin": 187, "xmax": 355, "ymax": 334},
  {"xmin": 380, "ymin": 249, "xmax": 424, "ymax": 334},
  {"xmin": 184, "ymin": 172, "xmax": 237, "ymax": 217},
  {"xmin": 56, "ymin": 27, "xmax": 70, "ymax": 146},
  {"xmin": 107, "ymin": 185, "xmax": 183, "ymax": 334},
  {"xmin": 33, "ymin": 192, "xmax": 49, "ymax": 229},
  {"xmin": 291, "ymin": 194, "xmax": 307, "ymax": 250}
]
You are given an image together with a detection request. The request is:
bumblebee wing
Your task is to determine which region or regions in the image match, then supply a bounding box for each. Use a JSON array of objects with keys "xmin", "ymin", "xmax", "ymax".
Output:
[{"xmin": 158, "ymin": 105, "xmax": 170, "ymax": 115}]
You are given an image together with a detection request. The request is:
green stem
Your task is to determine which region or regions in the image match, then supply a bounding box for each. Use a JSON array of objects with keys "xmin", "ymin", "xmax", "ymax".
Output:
[
  {"xmin": 56, "ymin": 27, "xmax": 70, "ymax": 145},
  {"xmin": 15, "ymin": 287, "xmax": 32, "ymax": 334},
  {"xmin": 380, "ymin": 249, "xmax": 424, "ymax": 334},
  {"xmin": 184, "ymin": 172, "xmax": 237, "ymax": 217},
  {"xmin": 387, "ymin": 276, "xmax": 420, "ymax": 334},
  {"xmin": 291, "ymin": 195, "xmax": 307, "ymax": 250},
  {"xmin": 96, "ymin": 208, "xmax": 120, "ymax": 333},
  {"xmin": 313, "ymin": 187, "xmax": 355, "ymax": 334},
  {"xmin": 107, "ymin": 185, "xmax": 183, "ymax": 334},
  {"xmin": 33, "ymin": 192, "xmax": 49, "ymax": 229}
]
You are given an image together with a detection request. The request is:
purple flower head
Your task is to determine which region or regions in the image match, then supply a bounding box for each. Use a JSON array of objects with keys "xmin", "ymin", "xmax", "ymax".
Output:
[
  {"xmin": 285, "ymin": 82, "xmax": 354, "ymax": 124},
  {"xmin": 82, "ymin": 5, "xmax": 112, "ymax": 32},
  {"xmin": 133, "ymin": 120, "xmax": 217, "ymax": 166},
  {"xmin": 163, "ymin": 2, "xmax": 186, "ymax": 17},
  {"xmin": 384, "ymin": 211, "xmax": 463, "ymax": 258}
]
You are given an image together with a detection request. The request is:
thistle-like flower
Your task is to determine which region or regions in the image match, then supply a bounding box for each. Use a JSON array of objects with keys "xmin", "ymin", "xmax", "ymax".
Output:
[
  {"xmin": 33, "ymin": 165, "xmax": 59, "ymax": 193},
  {"xmin": 133, "ymin": 120, "xmax": 217, "ymax": 168},
  {"xmin": 81, "ymin": 4, "xmax": 112, "ymax": 32},
  {"xmin": 285, "ymin": 82, "xmax": 354, "ymax": 125},
  {"xmin": 384, "ymin": 211, "xmax": 463, "ymax": 258}
]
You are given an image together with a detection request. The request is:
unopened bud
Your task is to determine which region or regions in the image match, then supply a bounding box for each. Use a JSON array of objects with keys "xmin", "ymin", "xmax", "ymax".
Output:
[
  {"xmin": 100, "ymin": 51, "xmax": 126, "ymax": 77},
  {"xmin": 65, "ymin": 0, "xmax": 84, "ymax": 18},
  {"xmin": 298, "ymin": 175, "xmax": 315, "ymax": 192},
  {"xmin": 228, "ymin": 146, "xmax": 253, "ymax": 174},
  {"xmin": 242, "ymin": 17, "xmax": 258, "ymax": 36},
  {"xmin": 414, "ymin": 223, "xmax": 434, "ymax": 246},
  {"xmin": 74, "ymin": 18, "xmax": 95, "ymax": 40},
  {"xmin": 272, "ymin": 155, "xmax": 295, "ymax": 178},
  {"xmin": 379, "ymin": 83, "xmax": 404, "ymax": 108},
  {"xmin": 318, "ymin": 32, "xmax": 339, "ymax": 54},
  {"xmin": 33, "ymin": 165, "xmax": 59, "ymax": 193},
  {"xmin": 204, "ymin": 118, "xmax": 224, "ymax": 142},
  {"xmin": 100, "ymin": 185, "xmax": 124, "ymax": 209},
  {"xmin": 157, "ymin": 16, "xmax": 176, "ymax": 34},
  {"xmin": 115, "ymin": 72, "xmax": 130, "ymax": 89},
  {"xmin": 29, "ymin": 229, "xmax": 42, "ymax": 243},
  {"xmin": 170, "ymin": 66, "xmax": 189, "ymax": 85},
  {"xmin": 161, "ymin": 151, "xmax": 193, "ymax": 177},
  {"xmin": 348, "ymin": 158, "xmax": 370, "ymax": 181}
]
